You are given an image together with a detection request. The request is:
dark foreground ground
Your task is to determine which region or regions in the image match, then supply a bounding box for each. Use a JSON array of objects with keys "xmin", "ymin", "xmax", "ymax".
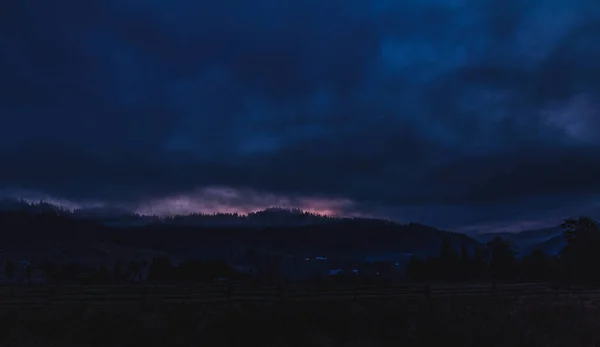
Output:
[{"xmin": 1, "ymin": 295, "xmax": 600, "ymax": 347}]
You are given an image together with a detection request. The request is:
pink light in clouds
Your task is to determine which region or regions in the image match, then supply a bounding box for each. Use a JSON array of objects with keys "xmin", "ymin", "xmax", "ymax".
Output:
[{"xmin": 134, "ymin": 186, "xmax": 355, "ymax": 217}]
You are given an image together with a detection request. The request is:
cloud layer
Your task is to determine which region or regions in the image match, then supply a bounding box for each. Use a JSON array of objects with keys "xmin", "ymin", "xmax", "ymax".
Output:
[{"xmin": 2, "ymin": 0, "xmax": 600, "ymax": 232}]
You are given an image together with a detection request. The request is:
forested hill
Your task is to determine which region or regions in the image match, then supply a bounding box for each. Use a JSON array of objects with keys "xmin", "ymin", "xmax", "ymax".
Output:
[{"xmin": 0, "ymin": 204, "xmax": 480, "ymax": 262}]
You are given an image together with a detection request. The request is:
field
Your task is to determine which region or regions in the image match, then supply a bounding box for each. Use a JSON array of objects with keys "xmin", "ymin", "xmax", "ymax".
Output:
[
  {"xmin": 1, "ymin": 283, "xmax": 600, "ymax": 347},
  {"xmin": 0, "ymin": 282, "xmax": 599, "ymax": 306}
]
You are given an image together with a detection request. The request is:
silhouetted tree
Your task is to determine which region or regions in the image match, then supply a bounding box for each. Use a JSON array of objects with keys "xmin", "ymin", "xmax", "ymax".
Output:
[
  {"xmin": 63, "ymin": 262, "xmax": 82, "ymax": 283},
  {"xmin": 113, "ymin": 261, "xmax": 125, "ymax": 282},
  {"xmin": 39, "ymin": 261, "xmax": 58, "ymax": 283},
  {"xmin": 4, "ymin": 260, "xmax": 15, "ymax": 280},
  {"xmin": 24, "ymin": 263, "xmax": 32, "ymax": 283},
  {"xmin": 176, "ymin": 260, "xmax": 236, "ymax": 283},
  {"xmin": 562, "ymin": 216, "xmax": 600, "ymax": 244},
  {"xmin": 487, "ymin": 237, "xmax": 516, "ymax": 281},
  {"xmin": 147, "ymin": 255, "xmax": 174, "ymax": 283},
  {"xmin": 560, "ymin": 216, "xmax": 600, "ymax": 283},
  {"xmin": 520, "ymin": 250, "xmax": 549, "ymax": 280},
  {"xmin": 266, "ymin": 254, "xmax": 282, "ymax": 283},
  {"xmin": 438, "ymin": 238, "xmax": 460, "ymax": 280},
  {"xmin": 128, "ymin": 260, "xmax": 143, "ymax": 283},
  {"xmin": 459, "ymin": 244, "xmax": 471, "ymax": 280},
  {"xmin": 96, "ymin": 265, "xmax": 110, "ymax": 284},
  {"xmin": 406, "ymin": 255, "xmax": 425, "ymax": 281},
  {"xmin": 471, "ymin": 246, "xmax": 487, "ymax": 278}
]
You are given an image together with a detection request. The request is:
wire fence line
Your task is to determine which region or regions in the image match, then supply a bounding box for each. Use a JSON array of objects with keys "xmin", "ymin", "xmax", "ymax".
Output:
[{"xmin": 0, "ymin": 283, "xmax": 597, "ymax": 306}]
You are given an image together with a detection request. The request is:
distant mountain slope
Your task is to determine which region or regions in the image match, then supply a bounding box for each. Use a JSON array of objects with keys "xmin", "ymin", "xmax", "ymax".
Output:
[
  {"xmin": 107, "ymin": 221, "xmax": 480, "ymax": 260},
  {"xmin": 0, "ymin": 203, "xmax": 481, "ymax": 264},
  {"xmin": 473, "ymin": 227, "xmax": 564, "ymax": 255},
  {"xmin": 527, "ymin": 235, "xmax": 566, "ymax": 255}
]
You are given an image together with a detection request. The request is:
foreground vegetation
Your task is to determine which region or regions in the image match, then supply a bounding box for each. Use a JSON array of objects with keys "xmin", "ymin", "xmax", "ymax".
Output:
[
  {"xmin": 1, "ymin": 295, "xmax": 600, "ymax": 347},
  {"xmin": 407, "ymin": 216, "xmax": 600, "ymax": 285},
  {"xmin": 2, "ymin": 208, "xmax": 600, "ymax": 345}
]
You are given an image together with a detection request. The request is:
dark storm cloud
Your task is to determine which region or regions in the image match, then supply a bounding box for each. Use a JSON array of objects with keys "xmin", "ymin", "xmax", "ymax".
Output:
[{"xmin": 2, "ymin": 0, "xmax": 600, "ymax": 230}]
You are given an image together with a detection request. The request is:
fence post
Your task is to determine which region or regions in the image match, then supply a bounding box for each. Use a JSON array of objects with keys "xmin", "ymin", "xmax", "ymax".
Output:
[
  {"xmin": 424, "ymin": 283, "xmax": 431, "ymax": 302},
  {"xmin": 424, "ymin": 283, "xmax": 433, "ymax": 314},
  {"xmin": 226, "ymin": 283, "xmax": 232, "ymax": 303},
  {"xmin": 45, "ymin": 287, "xmax": 51, "ymax": 306},
  {"xmin": 139, "ymin": 286, "xmax": 147, "ymax": 310}
]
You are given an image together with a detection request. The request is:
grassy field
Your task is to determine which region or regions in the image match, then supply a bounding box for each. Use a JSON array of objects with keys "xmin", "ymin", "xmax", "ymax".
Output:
[
  {"xmin": 1, "ymin": 294, "xmax": 600, "ymax": 346},
  {"xmin": 0, "ymin": 283, "xmax": 600, "ymax": 346},
  {"xmin": 0, "ymin": 282, "xmax": 598, "ymax": 306},
  {"xmin": 0, "ymin": 283, "xmax": 600, "ymax": 307}
]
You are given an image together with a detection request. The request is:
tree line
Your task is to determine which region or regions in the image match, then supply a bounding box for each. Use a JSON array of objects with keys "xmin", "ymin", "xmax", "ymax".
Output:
[
  {"xmin": 3, "ymin": 257, "xmax": 239, "ymax": 285},
  {"xmin": 406, "ymin": 216, "xmax": 600, "ymax": 284}
]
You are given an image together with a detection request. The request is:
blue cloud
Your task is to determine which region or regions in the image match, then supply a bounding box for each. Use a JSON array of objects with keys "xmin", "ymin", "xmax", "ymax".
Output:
[{"xmin": 2, "ymin": 0, "xmax": 600, "ymax": 231}]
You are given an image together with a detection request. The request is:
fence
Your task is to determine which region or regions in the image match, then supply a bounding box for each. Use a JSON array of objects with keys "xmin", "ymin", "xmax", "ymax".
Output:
[{"xmin": 0, "ymin": 283, "xmax": 598, "ymax": 306}]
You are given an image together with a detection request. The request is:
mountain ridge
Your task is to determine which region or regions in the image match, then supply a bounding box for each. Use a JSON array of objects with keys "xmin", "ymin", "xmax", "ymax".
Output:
[
  {"xmin": 0, "ymin": 201, "xmax": 481, "ymax": 269},
  {"xmin": 0, "ymin": 199, "xmax": 393, "ymax": 227}
]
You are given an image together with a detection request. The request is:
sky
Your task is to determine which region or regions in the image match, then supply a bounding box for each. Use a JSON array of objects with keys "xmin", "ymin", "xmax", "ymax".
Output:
[{"xmin": 1, "ymin": 0, "xmax": 600, "ymax": 233}]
